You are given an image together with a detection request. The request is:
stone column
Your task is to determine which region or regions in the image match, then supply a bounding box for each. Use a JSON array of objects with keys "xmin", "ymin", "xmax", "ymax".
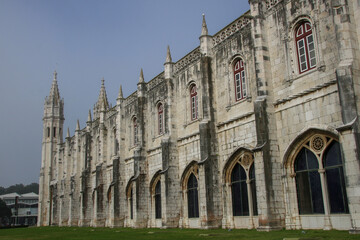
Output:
[
  {"xmin": 247, "ymin": 179, "xmax": 255, "ymax": 229},
  {"xmin": 338, "ymin": 125, "xmax": 360, "ymax": 234},
  {"xmin": 318, "ymin": 168, "xmax": 332, "ymax": 230}
]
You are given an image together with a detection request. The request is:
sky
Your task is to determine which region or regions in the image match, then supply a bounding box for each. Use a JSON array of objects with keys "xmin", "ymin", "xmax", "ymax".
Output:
[{"xmin": 0, "ymin": 0, "xmax": 249, "ymax": 188}]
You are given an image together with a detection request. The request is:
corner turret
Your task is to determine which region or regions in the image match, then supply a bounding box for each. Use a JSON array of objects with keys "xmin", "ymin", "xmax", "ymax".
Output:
[
  {"xmin": 199, "ymin": 14, "xmax": 213, "ymax": 56},
  {"xmin": 164, "ymin": 46, "xmax": 174, "ymax": 79}
]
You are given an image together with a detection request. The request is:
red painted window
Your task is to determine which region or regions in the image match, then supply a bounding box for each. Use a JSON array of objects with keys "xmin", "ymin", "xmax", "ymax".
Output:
[
  {"xmin": 234, "ymin": 59, "xmax": 247, "ymax": 101},
  {"xmin": 133, "ymin": 117, "xmax": 138, "ymax": 145},
  {"xmin": 295, "ymin": 22, "xmax": 316, "ymax": 73},
  {"xmin": 158, "ymin": 103, "xmax": 164, "ymax": 135},
  {"xmin": 190, "ymin": 85, "xmax": 198, "ymax": 120}
]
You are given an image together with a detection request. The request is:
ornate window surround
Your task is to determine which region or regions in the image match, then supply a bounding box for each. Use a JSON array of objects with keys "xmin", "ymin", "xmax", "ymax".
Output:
[
  {"xmin": 180, "ymin": 162, "xmax": 200, "ymax": 226},
  {"xmin": 284, "ymin": 132, "xmax": 349, "ymax": 230},
  {"xmin": 150, "ymin": 173, "xmax": 162, "ymax": 221},
  {"xmin": 283, "ymin": 16, "xmax": 325, "ymax": 83},
  {"xmin": 225, "ymin": 55, "xmax": 251, "ymax": 111},
  {"xmin": 223, "ymin": 149, "xmax": 257, "ymax": 229}
]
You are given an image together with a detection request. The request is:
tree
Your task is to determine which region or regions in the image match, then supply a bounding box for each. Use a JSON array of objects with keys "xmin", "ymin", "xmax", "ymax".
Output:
[
  {"xmin": 0, "ymin": 183, "xmax": 39, "ymax": 195},
  {"xmin": 0, "ymin": 198, "xmax": 12, "ymax": 227}
]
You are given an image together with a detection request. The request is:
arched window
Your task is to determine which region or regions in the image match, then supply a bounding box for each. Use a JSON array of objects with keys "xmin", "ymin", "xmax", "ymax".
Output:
[
  {"xmin": 133, "ymin": 117, "xmax": 138, "ymax": 145},
  {"xmin": 187, "ymin": 173, "xmax": 199, "ymax": 218},
  {"xmin": 47, "ymin": 127, "xmax": 50, "ymax": 138},
  {"xmin": 294, "ymin": 136, "xmax": 349, "ymax": 215},
  {"xmin": 158, "ymin": 103, "xmax": 164, "ymax": 135},
  {"xmin": 231, "ymin": 163, "xmax": 249, "ymax": 216},
  {"xmin": 154, "ymin": 180, "xmax": 161, "ymax": 219},
  {"xmin": 295, "ymin": 21, "xmax": 316, "ymax": 73},
  {"xmin": 190, "ymin": 85, "xmax": 198, "ymax": 121},
  {"xmin": 324, "ymin": 141, "xmax": 349, "ymax": 213},
  {"xmin": 234, "ymin": 59, "xmax": 247, "ymax": 101},
  {"xmin": 230, "ymin": 161, "xmax": 258, "ymax": 216},
  {"xmin": 295, "ymin": 148, "xmax": 324, "ymax": 214}
]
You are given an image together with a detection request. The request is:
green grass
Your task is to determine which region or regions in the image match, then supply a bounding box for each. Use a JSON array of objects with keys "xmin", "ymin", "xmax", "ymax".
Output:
[{"xmin": 0, "ymin": 227, "xmax": 358, "ymax": 240}]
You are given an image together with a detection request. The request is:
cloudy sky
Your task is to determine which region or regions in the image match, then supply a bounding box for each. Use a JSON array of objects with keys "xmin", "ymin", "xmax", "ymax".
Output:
[{"xmin": 0, "ymin": 0, "xmax": 249, "ymax": 187}]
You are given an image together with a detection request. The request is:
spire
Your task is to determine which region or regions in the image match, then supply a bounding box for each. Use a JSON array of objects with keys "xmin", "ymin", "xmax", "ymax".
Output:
[
  {"xmin": 117, "ymin": 85, "xmax": 124, "ymax": 100},
  {"xmin": 164, "ymin": 45, "xmax": 174, "ymax": 79},
  {"xmin": 165, "ymin": 45, "xmax": 172, "ymax": 63},
  {"xmin": 201, "ymin": 14, "xmax": 208, "ymax": 36},
  {"xmin": 96, "ymin": 78, "xmax": 109, "ymax": 111},
  {"xmin": 76, "ymin": 119, "xmax": 80, "ymax": 131},
  {"xmin": 139, "ymin": 68, "xmax": 144, "ymax": 83},
  {"xmin": 49, "ymin": 70, "xmax": 60, "ymax": 103},
  {"xmin": 66, "ymin": 127, "xmax": 70, "ymax": 138},
  {"xmin": 87, "ymin": 109, "xmax": 92, "ymax": 122}
]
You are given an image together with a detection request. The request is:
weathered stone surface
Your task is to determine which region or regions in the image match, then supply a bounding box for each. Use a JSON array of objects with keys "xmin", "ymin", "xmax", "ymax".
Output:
[{"xmin": 39, "ymin": 0, "xmax": 360, "ymax": 232}]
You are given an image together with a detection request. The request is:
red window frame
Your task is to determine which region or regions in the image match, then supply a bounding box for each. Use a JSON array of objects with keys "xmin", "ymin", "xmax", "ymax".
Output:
[
  {"xmin": 133, "ymin": 117, "xmax": 138, "ymax": 145},
  {"xmin": 158, "ymin": 103, "xmax": 164, "ymax": 135},
  {"xmin": 295, "ymin": 22, "xmax": 316, "ymax": 73},
  {"xmin": 234, "ymin": 59, "xmax": 247, "ymax": 101},
  {"xmin": 190, "ymin": 85, "xmax": 198, "ymax": 121}
]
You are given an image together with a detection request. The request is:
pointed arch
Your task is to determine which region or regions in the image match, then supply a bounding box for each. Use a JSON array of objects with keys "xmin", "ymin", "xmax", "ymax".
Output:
[
  {"xmin": 222, "ymin": 147, "xmax": 253, "ymax": 183},
  {"xmin": 282, "ymin": 126, "xmax": 339, "ymax": 168},
  {"xmin": 284, "ymin": 128, "xmax": 349, "ymax": 220},
  {"xmin": 180, "ymin": 161, "xmax": 200, "ymax": 219},
  {"xmin": 223, "ymin": 147, "xmax": 257, "ymax": 218},
  {"xmin": 180, "ymin": 161, "xmax": 199, "ymax": 189},
  {"xmin": 149, "ymin": 170, "xmax": 162, "ymax": 193},
  {"xmin": 150, "ymin": 171, "xmax": 162, "ymax": 220},
  {"xmin": 125, "ymin": 177, "xmax": 135, "ymax": 220}
]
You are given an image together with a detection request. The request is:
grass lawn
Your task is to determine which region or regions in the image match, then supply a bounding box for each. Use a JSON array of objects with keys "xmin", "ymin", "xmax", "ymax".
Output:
[{"xmin": 0, "ymin": 227, "xmax": 358, "ymax": 240}]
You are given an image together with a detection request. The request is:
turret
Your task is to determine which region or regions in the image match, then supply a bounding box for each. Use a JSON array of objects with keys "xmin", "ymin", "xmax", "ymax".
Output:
[
  {"xmin": 116, "ymin": 84, "xmax": 124, "ymax": 106},
  {"xmin": 199, "ymin": 14, "xmax": 213, "ymax": 56},
  {"xmin": 137, "ymin": 69, "xmax": 146, "ymax": 97},
  {"xmin": 164, "ymin": 45, "xmax": 174, "ymax": 79},
  {"xmin": 39, "ymin": 70, "xmax": 65, "ymax": 226}
]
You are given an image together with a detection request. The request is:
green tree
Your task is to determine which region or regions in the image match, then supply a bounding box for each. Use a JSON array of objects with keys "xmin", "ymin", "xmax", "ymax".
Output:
[
  {"xmin": 0, "ymin": 183, "xmax": 39, "ymax": 195},
  {"xmin": 0, "ymin": 198, "xmax": 12, "ymax": 226}
]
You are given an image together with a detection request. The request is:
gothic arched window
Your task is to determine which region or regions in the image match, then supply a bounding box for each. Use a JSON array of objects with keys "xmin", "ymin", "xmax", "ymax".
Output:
[
  {"xmin": 187, "ymin": 173, "xmax": 199, "ymax": 218},
  {"xmin": 323, "ymin": 141, "xmax": 349, "ymax": 214},
  {"xmin": 154, "ymin": 180, "xmax": 162, "ymax": 219},
  {"xmin": 295, "ymin": 148, "xmax": 324, "ymax": 214},
  {"xmin": 294, "ymin": 136, "xmax": 348, "ymax": 215},
  {"xmin": 158, "ymin": 103, "xmax": 164, "ymax": 135},
  {"xmin": 190, "ymin": 85, "xmax": 198, "ymax": 121},
  {"xmin": 234, "ymin": 59, "xmax": 247, "ymax": 101},
  {"xmin": 230, "ymin": 161, "xmax": 258, "ymax": 216},
  {"xmin": 295, "ymin": 21, "xmax": 316, "ymax": 73},
  {"xmin": 231, "ymin": 163, "xmax": 249, "ymax": 216}
]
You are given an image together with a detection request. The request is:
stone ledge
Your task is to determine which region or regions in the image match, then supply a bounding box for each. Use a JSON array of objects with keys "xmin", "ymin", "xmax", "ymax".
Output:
[{"xmin": 274, "ymin": 79, "xmax": 337, "ymax": 106}]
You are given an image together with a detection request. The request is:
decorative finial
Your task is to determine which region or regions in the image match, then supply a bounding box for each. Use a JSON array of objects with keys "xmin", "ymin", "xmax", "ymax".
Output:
[
  {"xmin": 53, "ymin": 70, "xmax": 57, "ymax": 81},
  {"xmin": 87, "ymin": 109, "xmax": 92, "ymax": 122},
  {"xmin": 66, "ymin": 127, "xmax": 70, "ymax": 138},
  {"xmin": 117, "ymin": 84, "xmax": 124, "ymax": 99},
  {"xmin": 101, "ymin": 77, "xmax": 105, "ymax": 86},
  {"xmin": 201, "ymin": 14, "xmax": 208, "ymax": 36},
  {"xmin": 166, "ymin": 45, "xmax": 172, "ymax": 63},
  {"xmin": 76, "ymin": 119, "xmax": 80, "ymax": 131},
  {"xmin": 139, "ymin": 68, "xmax": 144, "ymax": 83}
]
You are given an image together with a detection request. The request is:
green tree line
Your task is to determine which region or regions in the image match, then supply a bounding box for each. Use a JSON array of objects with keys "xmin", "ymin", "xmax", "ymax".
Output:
[{"xmin": 0, "ymin": 183, "xmax": 39, "ymax": 195}]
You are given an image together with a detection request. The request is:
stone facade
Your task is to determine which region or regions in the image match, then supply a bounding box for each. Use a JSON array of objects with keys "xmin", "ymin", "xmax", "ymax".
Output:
[{"xmin": 39, "ymin": 0, "xmax": 360, "ymax": 232}]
